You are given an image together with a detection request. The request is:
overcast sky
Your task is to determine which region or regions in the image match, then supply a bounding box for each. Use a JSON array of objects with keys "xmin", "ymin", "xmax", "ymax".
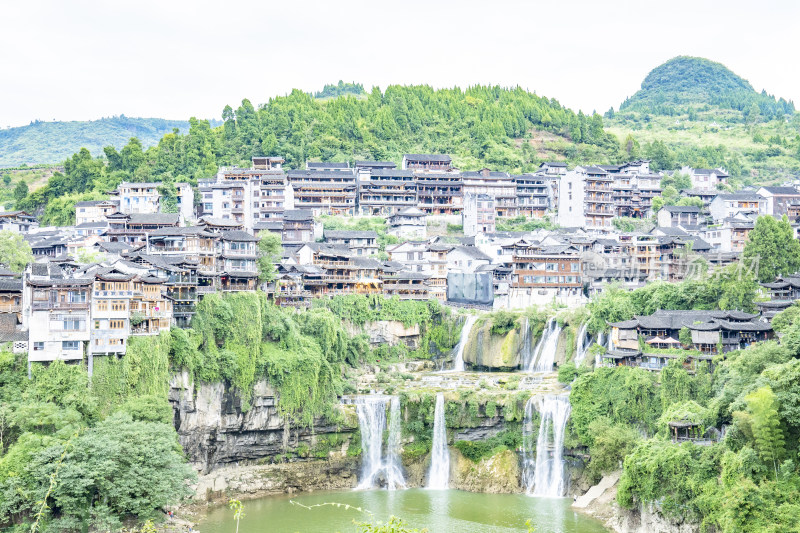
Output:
[{"xmin": 1, "ymin": 0, "xmax": 798, "ymax": 129}]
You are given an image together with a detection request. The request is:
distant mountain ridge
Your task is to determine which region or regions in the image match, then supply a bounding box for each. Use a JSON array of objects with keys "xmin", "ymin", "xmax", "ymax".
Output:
[
  {"xmin": 619, "ymin": 56, "xmax": 794, "ymax": 118},
  {"xmin": 0, "ymin": 116, "xmax": 219, "ymax": 167}
]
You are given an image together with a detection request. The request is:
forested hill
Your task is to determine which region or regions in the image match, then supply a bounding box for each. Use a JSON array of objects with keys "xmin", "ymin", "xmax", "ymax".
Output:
[
  {"xmin": 0, "ymin": 116, "xmax": 213, "ymax": 167},
  {"xmin": 619, "ymin": 56, "xmax": 795, "ymax": 119}
]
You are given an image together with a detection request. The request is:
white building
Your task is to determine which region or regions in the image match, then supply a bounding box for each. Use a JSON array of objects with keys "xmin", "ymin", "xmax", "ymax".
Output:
[
  {"xmin": 387, "ymin": 207, "xmax": 426, "ymax": 239},
  {"xmin": 708, "ymin": 193, "xmax": 766, "ymax": 222},
  {"xmin": 555, "ymin": 171, "xmax": 586, "ymax": 228},
  {"xmin": 462, "ymin": 193, "xmax": 496, "ymax": 237},
  {"xmin": 682, "ymin": 167, "xmax": 730, "ymax": 191}
]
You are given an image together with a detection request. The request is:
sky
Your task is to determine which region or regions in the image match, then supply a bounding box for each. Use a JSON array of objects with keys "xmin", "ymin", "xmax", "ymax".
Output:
[{"xmin": 1, "ymin": 0, "xmax": 798, "ymax": 129}]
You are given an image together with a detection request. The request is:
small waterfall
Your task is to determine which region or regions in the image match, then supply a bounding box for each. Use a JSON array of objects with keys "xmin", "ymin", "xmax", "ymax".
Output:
[
  {"xmin": 574, "ymin": 322, "xmax": 589, "ymax": 366},
  {"xmin": 521, "ymin": 397, "xmax": 537, "ymax": 494},
  {"xmin": 354, "ymin": 396, "xmax": 406, "ymax": 490},
  {"xmin": 451, "ymin": 315, "xmax": 478, "ymax": 372},
  {"xmin": 524, "ymin": 394, "xmax": 571, "ymax": 497},
  {"xmin": 519, "ymin": 316, "xmax": 534, "ymax": 369},
  {"xmin": 526, "ymin": 318, "xmax": 562, "ymax": 373},
  {"xmin": 596, "ymin": 332, "xmax": 606, "ymax": 367},
  {"xmin": 426, "ymin": 393, "xmax": 450, "ymax": 489}
]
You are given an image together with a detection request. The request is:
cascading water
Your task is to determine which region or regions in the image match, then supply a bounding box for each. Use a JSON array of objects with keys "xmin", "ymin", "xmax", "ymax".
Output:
[
  {"xmin": 573, "ymin": 322, "xmax": 590, "ymax": 366},
  {"xmin": 426, "ymin": 393, "xmax": 450, "ymax": 489},
  {"xmin": 354, "ymin": 396, "xmax": 406, "ymax": 490},
  {"xmin": 451, "ymin": 315, "xmax": 478, "ymax": 372},
  {"xmin": 522, "ymin": 394, "xmax": 571, "ymax": 497},
  {"xmin": 526, "ymin": 318, "xmax": 562, "ymax": 373}
]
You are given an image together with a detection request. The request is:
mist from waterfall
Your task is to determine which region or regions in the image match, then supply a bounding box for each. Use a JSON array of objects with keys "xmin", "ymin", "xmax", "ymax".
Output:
[
  {"xmin": 525, "ymin": 317, "xmax": 562, "ymax": 373},
  {"xmin": 426, "ymin": 393, "xmax": 450, "ymax": 489},
  {"xmin": 522, "ymin": 394, "xmax": 572, "ymax": 497},
  {"xmin": 451, "ymin": 315, "xmax": 478, "ymax": 372},
  {"xmin": 354, "ymin": 396, "xmax": 406, "ymax": 490}
]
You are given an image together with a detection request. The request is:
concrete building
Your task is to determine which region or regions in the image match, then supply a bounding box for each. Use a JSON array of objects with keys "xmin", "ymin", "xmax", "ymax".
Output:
[
  {"xmin": 555, "ymin": 170, "xmax": 586, "ymax": 228},
  {"xmin": 709, "ymin": 193, "xmax": 766, "ymax": 222},
  {"xmin": 387, "ymin": 207, "xmax": 426, "ymax": 239},
  {"xmin": 462, "ymin": 193, "xmax": 496, "ymax": 237}
]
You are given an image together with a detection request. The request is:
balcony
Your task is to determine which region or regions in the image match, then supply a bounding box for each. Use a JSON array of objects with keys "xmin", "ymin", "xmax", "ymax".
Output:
[{"xmin": 32, "ymin": 300, "xmax": 89, "ymax": 311}]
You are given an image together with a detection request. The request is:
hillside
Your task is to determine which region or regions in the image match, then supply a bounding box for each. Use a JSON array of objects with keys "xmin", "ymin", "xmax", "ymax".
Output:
[
  {"xmin": 0, "ymin": 116, "xmax": 218, "ymax": 167},
  {"xmin": 619, "ymin": 56, "xmax": 794, "ymax": 118},
  {"xmin": 609, "ymin": 57, "xmax": 800, "ymax": 182}
]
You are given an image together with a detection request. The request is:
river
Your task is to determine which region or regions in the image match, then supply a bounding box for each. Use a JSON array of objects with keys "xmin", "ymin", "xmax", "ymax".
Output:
[{"xmin": 198, "ymin": 489, "xmax": 609, "ymax": 533}]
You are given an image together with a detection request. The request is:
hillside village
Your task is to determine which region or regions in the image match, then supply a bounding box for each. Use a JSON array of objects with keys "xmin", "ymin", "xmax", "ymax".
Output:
[{"xmin": 0, "ymin": 153, "xmax": 797, "ymax": 373}]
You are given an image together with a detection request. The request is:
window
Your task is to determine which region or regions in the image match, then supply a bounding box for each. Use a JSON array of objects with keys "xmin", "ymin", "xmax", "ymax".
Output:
[
  {"xmin": 62, "ymin": 341, "xmax": 80, "ymax": 351},
  {"xmin": 34, "ymin": 342, "xmax": 44, "ymax": 351},
  {"xmin": 63, "ymin": 319, "xmax": 83, "ymax": 331},
  {"xmin": 94, "ymin": 320, "xmax": 100, "ymax": 329},
  {"xmin": 111, "ymin": 300, "xmax": 125, "ymax": 312},
  {"xmin": 570, "ymin": 263, "xmax": 580, "ymax": 272},
  {"xmin": 110, "ymin": 320, "xmax": 125, "ymax": 329},
  {"xmin": 96, "ymin": 300, "xmax": 108, "ymax": 311}
]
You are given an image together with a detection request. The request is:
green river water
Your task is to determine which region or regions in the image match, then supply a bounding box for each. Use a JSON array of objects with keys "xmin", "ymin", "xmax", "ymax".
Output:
[{"xmin": 198, "ymin": 489, "xmax": 610, "ymax": 533}]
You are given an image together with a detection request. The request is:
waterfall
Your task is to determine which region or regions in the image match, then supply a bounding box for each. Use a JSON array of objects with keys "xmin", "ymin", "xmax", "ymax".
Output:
[
  {"xmin": 525, "ymin": 318, "xmax": 562, "ymax": 373},
  {"xmin": 596, "ymin": 332, "xmax": 606, "ymax": 367},
  {"xmin": 521, "ymin": 397, "xmax": 537, "ymax": 494},
  {"xmin": 426, "ymin": 393, "xmax": 450, "ymax": 489},
  {"xmin": 574, "ymin": 322, "xmax": 589, "ymax": 366},
  {"xmin": 451, "ymin": 315, "xmax": 478, "ymax": 372},
  {"xmin": 523, "ymin": 394, "xmax": 571, "ymax": 497},
  {"xmin": 519, "ymin": 316, "xmax": 534, "ymax": 369},
  {"xmin": 354, "ymin": 396, "xmax": 406, "ymax": 490}
]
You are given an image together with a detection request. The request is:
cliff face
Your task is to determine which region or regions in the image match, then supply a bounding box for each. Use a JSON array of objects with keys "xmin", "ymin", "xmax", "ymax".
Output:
[
  {"xmin": 169, "ymin": 372, "xmax": 357, "ymax": 474},
  {"xmin": 462, "ymin": 318, "xmax": 570, "ymax": 371}
]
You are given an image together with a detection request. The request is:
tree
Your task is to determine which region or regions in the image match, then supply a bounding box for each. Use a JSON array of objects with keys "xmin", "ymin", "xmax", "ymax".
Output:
[
  {"xmin": 0, "ymin": 231, "xmax": 33, "ymax": 272},
  {"xmin": 229, "ymin": 499, "xmax": 245, "ymax": 533},
  {"xmin": 46, "ymin": 412, "xmax": 195, "ymax": 521},
  {"xmin": 679, "ymin": 327, "xmax": 692, "ymax": 346},
  {"xmin": 743, "ymin": 386, "xmax": 785, "ymax": 479},
  {"xmin": 743, "ymin": 215, "xmax": 800, "ymax": 282},
  {"xmin": 12, "ymin": 181, "xmax": 28, "ymax": 204},
  {"xmin": 257, "ymin": 232, "xmax": 282, "ymax": 282}
]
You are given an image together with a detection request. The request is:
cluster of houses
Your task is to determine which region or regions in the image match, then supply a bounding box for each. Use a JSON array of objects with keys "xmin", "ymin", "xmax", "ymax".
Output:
[{"xmin": 1, "ymin": 153, "xmax": 798, "ymax": 371}]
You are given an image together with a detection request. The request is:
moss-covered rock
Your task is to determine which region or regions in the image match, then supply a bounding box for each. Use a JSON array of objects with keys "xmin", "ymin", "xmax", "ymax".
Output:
[{"xmin": 451, "ymin": 448, "xmax": 521, "ymax": 493}]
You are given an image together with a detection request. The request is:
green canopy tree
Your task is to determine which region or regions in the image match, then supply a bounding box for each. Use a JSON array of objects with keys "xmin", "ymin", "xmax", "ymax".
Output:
[
  {"xmin": 0, "ymin": 231, "xmax": 33, "ymax": 272},
  {"xmin": 743, "ymin": 386, "xmax": 786, "ymax": 479},
  {"xmin": 743, "ymin": 215, "xmax": 800, "ymax": 282}
]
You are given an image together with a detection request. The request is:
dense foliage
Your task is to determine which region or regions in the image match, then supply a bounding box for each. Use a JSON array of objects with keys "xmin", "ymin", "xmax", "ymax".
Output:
[
  {"xmin": 585, "ymin": 263, "xmax": 759, "ymax": 334},
  {"xmin": 620, "ymin": 56, "xmax": 794, "ymax": 119},
  {"xmin": 0, "ymin": 341, "xmax": 194, "ymax": 531},
  {"xmin": 314, "ymin": 81, "xmax": 367, "ymax": 99},
  {"xmin": 582, "ymin": 336, "xmax": 800, "ymax": 532},
  {"xmin": 743, "ymin": 215, "xmax": 800, "ymax": 282}
]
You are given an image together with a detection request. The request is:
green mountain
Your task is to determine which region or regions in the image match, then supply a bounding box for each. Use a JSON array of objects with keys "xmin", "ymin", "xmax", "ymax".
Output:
[
  {"xmin": 619, "ymin": 56, "xmax": 794, "ymax": 118},
  {"xmin": 0, "ymin": 116, "xmax": 219, "ymax": 167}
]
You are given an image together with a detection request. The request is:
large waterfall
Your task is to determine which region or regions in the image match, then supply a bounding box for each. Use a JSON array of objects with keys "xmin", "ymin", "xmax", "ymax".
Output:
[
  {"xmin": 522, "ymin": 394, "xmax": 572, "ymax": 497},
  {"xmin": 574, "ymin": 322, "xmax": 590, "ymax": 366},
  {"xmin": 451, "ymin": 315, "xmax": 478, "ymax": 372},
  {"xmin": 426, "ymin": 393, "xmax": 450, "ymax": 489},
  {"xmin": 525, "ymin": 318, "xmax": 562, "ymax": 373},
  {"xmin": 354, "ymin": 396, "xmax": 406, "ymax": 490}
]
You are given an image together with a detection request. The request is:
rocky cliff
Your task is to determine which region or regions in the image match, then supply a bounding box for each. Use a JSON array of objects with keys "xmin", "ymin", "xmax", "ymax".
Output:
[{"xmin": 169, "ymin": 372, "xmax": 358, "ymax": 474}]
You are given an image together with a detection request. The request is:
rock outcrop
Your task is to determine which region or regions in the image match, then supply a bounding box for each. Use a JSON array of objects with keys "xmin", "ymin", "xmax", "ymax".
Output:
[{"xmin": 169, "ymin": 372, "xmax": 357, "ymax": 474}]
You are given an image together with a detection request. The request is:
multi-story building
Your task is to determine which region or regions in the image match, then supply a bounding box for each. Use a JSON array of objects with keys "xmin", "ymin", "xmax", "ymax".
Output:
[
  {"xmin": 358, "ymin": 169, "xmax": 417, "ymax": 215},
  {"xmin": 218, "ymin": 231, "xmax": 259, "ymax": 291},
  {"xmin": 0, "ymin": 211, "xmax": 38, "ymax": 233},
  {"xmin": 507, "ymin": 242, "xmax": 583, "ymax": 307},
  {"xmin": 287, "ymin": 169, "xmax": 357, "ymax": 215},
  {"xmin": 387, "ymin": 207, "xmax": 426, "ymax": 239},
  {"xmin": 116, "ymin": 182, "xmax": 160, "ymax": 214},
  {"xmin": 462, "ymin": 193, "xmax": 496, "ymax": 236},
  {"xmin": 708, "ymin": 193, "xmax": 766, "ymax": 222},
  {"xmin": 682, "ymin": 167, "xmax": 730, "ymax": 191},
  {"xmin": 324, "ymin": 230, "xmax": 379, "ymax": 257},
  {"xmin": 461, "ymin": 169, "xmax": 517, "ymax": 217},
  {"xmin": 514, "ymin": 173, "xmax": 554, "ymax": 218},
  {"xmin": 402, "ymin": 154, "xmax": 452, "ymax": 172},
  {"xmin": 387, "ymin": 241, "xmax": 428, "ymax": 273},
  {"xmin": 538, "ymin": 162, "xmax": 568, "ymax": 175},
  {"xmin": 555, "ymin": 170, "xmax": 586, "ymax": 228},
  {"xmin": 75, "ymin": 200, "xmax": 119, "ymax": 225},
  {"xmin": 415, "ymin": 172, "xmax": 463, "ymax": 215},
  {"xmin": 105, "ymin": 212, "xmax": 180, "ymax": 245},
  {"xmin": 583, "ymin": 166, "xmax": 614, "ymax": 229},
  {"xmin": 24, "ymin": 264, "xmax": 92, "ymax": 365},
  {"xmin": 281, "ymin": 209, "xmax": 318, "ymax": 245},
  {"xmin": 756, "ymin": 186, "xmax": 800, "ymax": 216},
  {"xmin": 656, "ymin": 206, "xmax": 701, "ymax": 227}
]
